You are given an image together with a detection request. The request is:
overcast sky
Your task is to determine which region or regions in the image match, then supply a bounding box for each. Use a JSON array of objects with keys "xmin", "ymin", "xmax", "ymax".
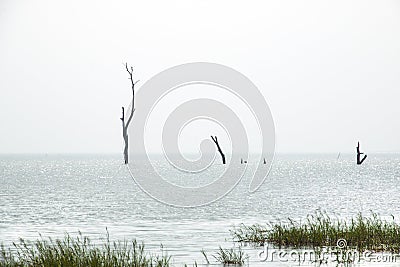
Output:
[{"xmin": 0, "ymin": 0, "xmax": 399, "ymax": 154}]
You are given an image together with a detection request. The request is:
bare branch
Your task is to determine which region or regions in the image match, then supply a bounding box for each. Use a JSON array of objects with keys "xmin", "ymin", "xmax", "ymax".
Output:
[
  {"xmin": 124, "ymin": 63, "xmax": 136, "ymax": 128},
  {"xmin": 120, "ymin": 107, "xmax": 125, "ymax": 121}
]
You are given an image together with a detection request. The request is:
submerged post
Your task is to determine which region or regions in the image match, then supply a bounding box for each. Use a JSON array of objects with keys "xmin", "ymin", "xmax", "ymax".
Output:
[
  {"xmin": 356, "ymin": 142, "xmax": 367, "ymax": 165},
  {"xmin": 211, "ymin": 136, "xmax": 226, "ymax": 164}
]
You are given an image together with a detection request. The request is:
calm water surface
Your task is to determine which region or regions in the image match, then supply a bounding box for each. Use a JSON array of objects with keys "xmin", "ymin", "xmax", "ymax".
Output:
[{"xmin": 1, "ymin": 154, "xmax": 400, "ymax": 266}]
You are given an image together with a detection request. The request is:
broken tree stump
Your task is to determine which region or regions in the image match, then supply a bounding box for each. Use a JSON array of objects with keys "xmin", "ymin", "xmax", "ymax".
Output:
[
  {"xmin": 211, "ymin": 136, "xmax": 226, "ymax": 164},
  {"xmin": 356, "ymin": 142, "xmax": 367, "ymax": 165}
]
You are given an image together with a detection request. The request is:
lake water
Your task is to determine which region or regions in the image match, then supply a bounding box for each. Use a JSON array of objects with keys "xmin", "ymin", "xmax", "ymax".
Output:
[{"xmin": 1, "ymin": 153, "xmax": 400, "ymax": 266}]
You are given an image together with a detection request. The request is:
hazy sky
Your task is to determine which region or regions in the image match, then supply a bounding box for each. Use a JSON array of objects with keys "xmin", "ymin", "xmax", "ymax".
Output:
[{"xmin": 0, "ymin": 0, "xmax": 399, "ymax": 154}]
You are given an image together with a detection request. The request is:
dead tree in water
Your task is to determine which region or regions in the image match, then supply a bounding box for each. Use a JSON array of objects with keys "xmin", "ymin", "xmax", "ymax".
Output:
[
  {"xmin": 356, "ymin": 142, "xmax": 367, "ymax": 165},
  {"xmin": 211, "ymin": 136, "xmax": 226, "ymax": 164},
  {"xmin": 120, "ymin": 63, "xmax": 138, "ymax": 164}
]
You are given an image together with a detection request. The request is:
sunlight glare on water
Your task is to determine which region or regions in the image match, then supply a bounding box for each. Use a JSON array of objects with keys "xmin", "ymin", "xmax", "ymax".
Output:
[{"xmin": 1, "ymin": 153, "xmax": 400, "ymax": 266}]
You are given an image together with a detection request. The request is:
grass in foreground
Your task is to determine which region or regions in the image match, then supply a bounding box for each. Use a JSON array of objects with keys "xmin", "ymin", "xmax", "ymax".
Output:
[
  {"xmin": 201, "ymin": 247, "xmax": 248, "ymax": 265},
  {"xmin": 231, "ymin": 210, "xmax": 400, "ymax": 252},
  {"xmin": 0, "ymin": 231, "xmax": 170, "ymax": 267}
]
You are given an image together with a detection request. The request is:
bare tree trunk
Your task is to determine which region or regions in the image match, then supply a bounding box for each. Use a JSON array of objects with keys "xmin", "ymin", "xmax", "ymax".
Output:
[
  {"xmin": 356, "ymin": 141, "xmax": 367, "ymax": 165},
  {"xmin": 120, "ymin": 63, "xmax": 138, "ymax": 165},
  {"xmin": 124, "ymin": 135, "xmax": 128, "ymax": 164},
  {"xmin": 211, "ymin": 136, "xmax": 226, "ymax": 164},
  {"xmin": 120, "ymin": 107, "xmax": 128, "ymax": 164}
]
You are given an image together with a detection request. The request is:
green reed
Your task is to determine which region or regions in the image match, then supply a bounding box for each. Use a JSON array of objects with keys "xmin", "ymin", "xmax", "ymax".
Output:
[
  {"xmin": 0, "ymin": 231, "xmax": 170, "ymax": 267},
  {"xmin": 202, "ymin": 247, "xmax": 248, "ymax": 265},
  {"xmin": 231, "ymin": 210, "xmax": 400, "ymax": 252}
]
